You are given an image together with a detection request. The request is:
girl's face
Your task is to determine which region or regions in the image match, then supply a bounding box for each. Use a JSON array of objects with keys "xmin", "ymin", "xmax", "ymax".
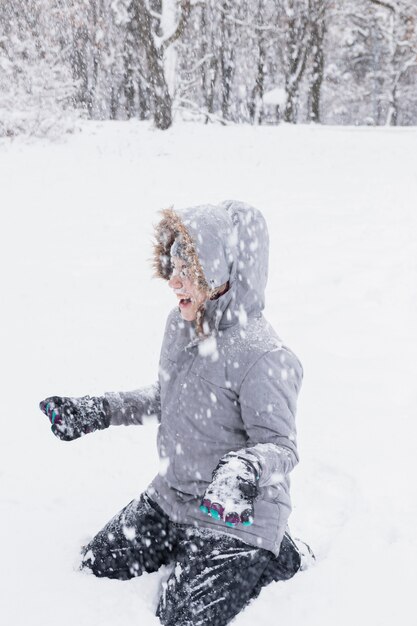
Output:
[{"xmin": 168, "ymin": 256, "xmax": 207, "ymax": 322}]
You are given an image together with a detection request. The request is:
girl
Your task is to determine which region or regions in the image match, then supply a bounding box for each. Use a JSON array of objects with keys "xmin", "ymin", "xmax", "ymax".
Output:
[{"xmin": 40, "ymin": 200, "xmax": 313, "ymax": 625}]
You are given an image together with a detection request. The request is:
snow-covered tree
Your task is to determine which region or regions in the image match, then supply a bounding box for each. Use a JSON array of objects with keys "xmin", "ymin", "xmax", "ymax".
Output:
[
  {"xmin": 306, "ymin": 0, "xmax": 328, "ymax": 122},
  {"xmin": 281, "ymin": 0, "xmax": 310, "ymax": 123},
  {"xmin": 1, "ymin": 0, "xmax": 417, "ymax": 132},
  {"xmin": 367, "ymin": 0, "xmax": 417, "ymax": 125},
  {"xmin": 0, "ymin": 0, "xmax": 77, "ymax": 138},
  {"xmin": 129, "ymin": 0, "xmax": 192, "ymax": 129}
]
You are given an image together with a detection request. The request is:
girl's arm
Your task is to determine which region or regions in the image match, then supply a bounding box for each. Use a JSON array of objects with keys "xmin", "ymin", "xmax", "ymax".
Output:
[
  {"xmin": 104, "ymin": 382, "xmax": 161, "ymax": 426},
  {"xmin": 237, "ymin": 347, "xmax": 302, "ymax": 486},
  {"xmin": 199, "ymin": 347, "xmax": 302, "ymax": 527}
]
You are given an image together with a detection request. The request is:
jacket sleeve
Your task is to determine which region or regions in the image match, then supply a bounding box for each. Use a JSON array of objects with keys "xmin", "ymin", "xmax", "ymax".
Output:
[
  {"xmin": 104, "ymin": 382, "xmax": 161, "ymax": 426},
  {"xmin": 237, "ymin": 348, "xmax": 302, "ymax": 487}
]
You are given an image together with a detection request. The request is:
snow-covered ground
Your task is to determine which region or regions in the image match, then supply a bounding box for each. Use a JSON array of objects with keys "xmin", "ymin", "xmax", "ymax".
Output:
[{"xmin": 2, "ymin": 121, "xmax": 416, "ymax": 626}]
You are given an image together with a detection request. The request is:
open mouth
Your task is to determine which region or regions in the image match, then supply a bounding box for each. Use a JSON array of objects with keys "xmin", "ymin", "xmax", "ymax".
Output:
[{"xmin": 179, "ymin": 297, "xmax": 192, "ymax": 308}]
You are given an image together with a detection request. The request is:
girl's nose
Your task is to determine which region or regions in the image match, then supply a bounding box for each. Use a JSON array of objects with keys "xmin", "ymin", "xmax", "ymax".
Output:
[{"xmin": 168, "ymin": 273, "xmax": 182, "ymax": 289}]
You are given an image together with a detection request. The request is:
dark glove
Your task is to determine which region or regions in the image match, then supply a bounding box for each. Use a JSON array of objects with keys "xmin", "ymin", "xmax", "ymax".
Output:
[
  {"xmin": 39, "ymin": 395, "xmax": 111, "ymax": 441},
  {"xmin": 200, "ymin": 453, "xmax": 260, "ymax": 528}
]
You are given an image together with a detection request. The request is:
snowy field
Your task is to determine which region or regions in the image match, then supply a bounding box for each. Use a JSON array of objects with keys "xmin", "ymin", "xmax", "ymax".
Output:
[{"xmin": 2, "ymin": 121, "xmax": 416, "ymax": 626}]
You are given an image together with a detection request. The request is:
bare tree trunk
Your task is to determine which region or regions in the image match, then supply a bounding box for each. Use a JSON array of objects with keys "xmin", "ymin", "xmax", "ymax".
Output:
[
  {"xmin": 137, "ymin": 76, "xmax": 149, "ymax": 120},
  {"xmin": 249, "ymin": 0, "xmax": 266, "ymax": 124},
  {"xmin": 91, "ymin": 0, "xmax": 102, "ymax": 116},
  {"xmin": 110, "ymin": 85, "xmax": 119, "ymax": 119},
  {"xmin": 200, "ymin": 2, "xmax": 209, "ymax": 122},
  {"xmin": 387, "ymin": 84, "xmax": 398, "ymax": 125},
  {"xmin": 71, "ymin": 25, "xmax": 92, "ymax": 114},
  {"xmin": 252, "ymin": 49, "xmax": 266, "ymax": 124},
  {"xmin": 207, "ymin": 56, "xmax": 218, "ymax": 120},
  {"xmin": 133, "ymin": 0, "xmax": 191, "ymax": 129},
  {"xmin": 205, "ymin": 12, "xmax": 218, "ymax": 122},
  {"xmin": 124, "ymin": 54, "xmax": 136, "ymax": 119},
  {"xmin": 367, "ymin": 0, "xmax": 409, "ymax": 126},
  {"xmin": 220, "ymin": 0, "xmax": 234, "ymax": 121},
  {"xmin": 123, "ymin": 3, "xmax": 137, "ymax": 119},
  {"xmin": 308, "ymin": 2, "xmax": 326, "ymax": 123},
  {"xmin": 283, "ymin": 0, "xmax": 310, "ymax": 123},
  {"xmin": 133, "ymin": 0, "xmax": 171, "ymax": 129}
]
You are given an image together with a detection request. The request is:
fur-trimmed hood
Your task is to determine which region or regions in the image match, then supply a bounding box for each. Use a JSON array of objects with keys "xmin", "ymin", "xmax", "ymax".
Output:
[{"xmin": 153, "ymin": 200, "xmax": 269, "ymax": 333}]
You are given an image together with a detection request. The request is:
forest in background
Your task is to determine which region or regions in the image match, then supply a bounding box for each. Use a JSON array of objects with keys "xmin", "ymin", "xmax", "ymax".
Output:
[{"xmin": 1, "ymin": 0, "xmax": 417, "ymax": 137}]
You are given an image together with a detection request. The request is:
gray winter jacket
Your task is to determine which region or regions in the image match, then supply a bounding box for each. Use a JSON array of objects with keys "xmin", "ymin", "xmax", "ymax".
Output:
[{"xmin": 105, "ymin": 200, "xmax": 303, "ymax": 556}]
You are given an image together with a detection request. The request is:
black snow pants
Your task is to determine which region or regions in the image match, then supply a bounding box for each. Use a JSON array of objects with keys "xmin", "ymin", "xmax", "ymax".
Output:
[{"xmin": 81, "ymin": 492, "xmax": 301, "ymax": 626}]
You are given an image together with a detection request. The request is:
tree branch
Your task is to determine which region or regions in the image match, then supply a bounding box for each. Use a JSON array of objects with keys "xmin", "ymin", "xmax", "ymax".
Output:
[
  {"xmin": 145, "ymin": 0, "xmax": 162, "ymax": 21},
  {"xmin": 175, "ymin": 98, "xmax": 234, "ymax": 125},
  {"xmin": 160, "ymin": 0, "xmax": 192, "ymax": 52},
  {"xmin": 368, "ymin": 0, "xmax": 396, "ymax": 13}
]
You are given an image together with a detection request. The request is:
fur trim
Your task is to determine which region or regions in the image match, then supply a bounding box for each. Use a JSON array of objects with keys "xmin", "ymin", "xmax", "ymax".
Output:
[
  {"xmin": 153, "ymin": 208, "xmax": 210, "ymax": 336},
  {"xmin": 153, "ymin": 208, "xmax": 230, "ymax": 337},
  {"xmin": 153, "ymin": 208, "xmax": 209, "ymax": 292}
]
